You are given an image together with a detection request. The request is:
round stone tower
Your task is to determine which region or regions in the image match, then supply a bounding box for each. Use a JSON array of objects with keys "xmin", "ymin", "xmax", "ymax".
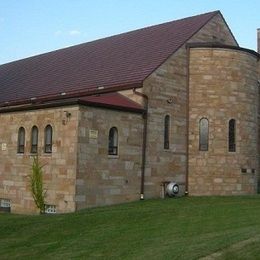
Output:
[{"xmin": 188, "ymin": 44, "xmax": 259, "ymax": 195}]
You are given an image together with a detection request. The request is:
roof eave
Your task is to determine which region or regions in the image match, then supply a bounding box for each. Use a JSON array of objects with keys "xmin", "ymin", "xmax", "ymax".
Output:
[
  {"xmin": 0, "ymin": 97, "xmax": 145, "ymax": 114},
  {"xmin": 186, "ymin": 42, "xmax": 260, "ymax": 59},
  {"xmin": 0, "ymin": 82, "xmax": 143, "ymax": 108},
  {"xmin": 78, "ymin": 100, "xmax": 145, "ymax": 114}
]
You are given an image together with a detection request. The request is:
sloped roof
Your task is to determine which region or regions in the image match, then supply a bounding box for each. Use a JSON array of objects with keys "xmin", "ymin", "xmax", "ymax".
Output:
[
  {"xmin": 0, "ymin": 11, "xmax": 220, "ymax": 106},
  {"xmin": 78, "ymin": 93, "xmax": 144, "ymax": 112}
]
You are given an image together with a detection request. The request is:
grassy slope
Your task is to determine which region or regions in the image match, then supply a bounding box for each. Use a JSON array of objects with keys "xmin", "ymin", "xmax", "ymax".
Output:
[{"xmin": 1, "ymin": 196, "xmax": 260, "ymax": 259}]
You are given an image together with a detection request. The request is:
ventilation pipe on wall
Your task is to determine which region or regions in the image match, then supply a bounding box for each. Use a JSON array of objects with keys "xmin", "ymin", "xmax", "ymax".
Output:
[
  {"xmin": 133, "ymin": 88, "xmax": 148, "ymax": 200},
  {"xmin": 185, "ymin": 46, "xmax": 191, "ymax": 196}
]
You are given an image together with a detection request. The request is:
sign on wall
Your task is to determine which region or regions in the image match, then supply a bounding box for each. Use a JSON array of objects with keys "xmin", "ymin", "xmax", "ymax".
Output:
[
  {"xmin": 1, "ymin": 143, "xmax": 7, "ymax": 151},
  {"xmin": 89, "ymin": 130, "xmax": 98, "ymax": 139}
]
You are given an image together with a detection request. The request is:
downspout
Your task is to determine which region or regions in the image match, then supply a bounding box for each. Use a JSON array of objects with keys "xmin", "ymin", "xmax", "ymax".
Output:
[
  {"xmin": 133, "ymin": 88, "xmax": 148, "ymax": 200},
  {"xmin": 185, "ymin": 46, "xmax": 191, "ymax": 195}
]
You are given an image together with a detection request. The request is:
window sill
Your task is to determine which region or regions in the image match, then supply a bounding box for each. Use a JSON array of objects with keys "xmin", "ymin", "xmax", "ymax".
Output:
[
  {"xmin": 42, "ymin": 153, "xmax": 52, "ymax": 157},
  {"xmin": 28, "ymin": 154, "xmax": 38, "ymax": 158},
  {"xmin": 108, "ymin": 154, "xmax": 119, "ymax": 159}
]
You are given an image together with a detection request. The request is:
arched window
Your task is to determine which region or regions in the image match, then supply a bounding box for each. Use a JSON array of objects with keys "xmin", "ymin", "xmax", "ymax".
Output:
[
  {"xmin": 228, "ymin": 119, "xmax": 236, "ymax": 152},
  {"xmin": 108, "ymin": 127, "xmax": 118, "ymax": 155},
  {"xmin": 164, "ymin": 115, "xmax": 170, "ymax": 149},
  {"xmin": 199, "ymin": 118, "xmax": 209, "ymax": 151},
  {"xmin": 31, "ymin": 126, "xmax": 38, "ymax": 154},
  {"xmin": 44, "ymin": 125, "xmax": 53, "ymax": 153},
  {"xmin": 17, "ymin": 127, "xmax": 25, "ymax": 153}
]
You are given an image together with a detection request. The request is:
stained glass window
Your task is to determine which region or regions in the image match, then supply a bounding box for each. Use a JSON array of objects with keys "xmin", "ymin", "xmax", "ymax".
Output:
[
  {"xmin": 199, "ymin": 118, "xmax": 209, "ymax": 151},
  {"xmin": 31, "ymin": 126, "xmax": 38, "ymax": 154},
  {"xmin": 229, "ymin": 119, "xmax": 236, "ymax": 152},
  {"xmin": 164, "ymin": 115, "xmax": 170, "ymax": 149},
  {"xmin": 108, "ymin": 127, "xmax": 118, "ymax": 155},
  {"xmin": 17, "ymin": 127, "xmax": 25, "ymax": 153},
  {"xmin": 44, "ymin": 125, "xmax": 53, "ymax": 153}
]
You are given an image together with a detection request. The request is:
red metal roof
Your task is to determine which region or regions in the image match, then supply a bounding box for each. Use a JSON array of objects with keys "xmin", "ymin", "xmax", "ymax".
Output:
[
  {"xmin": 0, "ymin": 11, "xmax": 219, "ymax": 105},
  {"xmin": 78, "ymin": 93, "xmax": 144, "ymax": 112}
]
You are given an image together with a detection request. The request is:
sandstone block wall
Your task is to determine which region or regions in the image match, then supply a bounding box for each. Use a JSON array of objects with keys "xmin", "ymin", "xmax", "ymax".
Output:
[
  {"xmin": 76, "ymin": 106, "xmax": 143, "ymax": 209},
  {"xmin": 0, "ymin": 106, "xmax": 79, "ymax": 213},
  {"xmin": 139, "ymin": 13, "xmax": 238, "ymax": 198},
  {"xmin": 188, "ymin": 47, "xmax": 259, "ymax": 195}
]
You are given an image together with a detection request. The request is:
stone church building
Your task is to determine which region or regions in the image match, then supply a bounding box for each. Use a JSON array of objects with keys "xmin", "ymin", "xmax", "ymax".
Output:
[{"xmin": 0, "ymin": 11, "xmax": 259, "ymax": 213}]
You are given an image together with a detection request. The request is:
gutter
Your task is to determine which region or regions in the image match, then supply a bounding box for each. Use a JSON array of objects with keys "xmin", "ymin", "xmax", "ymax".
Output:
[
  {"xmin": 133, "ymin": 88, "xmax": 148, "ymax": 200},
  {"xmin": 186, "ymin": 42, "xmax": 260, "ymax": 60},
  {"xmin": 0, "ymin": 98, "xmax": 145, "ymax": 114},
  {"xmin": 0, "ymin": 82, "xmax": 143, "ymax": 108}
]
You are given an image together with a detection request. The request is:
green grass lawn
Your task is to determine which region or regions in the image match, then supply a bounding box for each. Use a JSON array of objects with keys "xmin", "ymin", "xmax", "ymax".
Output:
[{"xmin": 1, "ymin": 196, "xmax": 260, "ymax": 259}]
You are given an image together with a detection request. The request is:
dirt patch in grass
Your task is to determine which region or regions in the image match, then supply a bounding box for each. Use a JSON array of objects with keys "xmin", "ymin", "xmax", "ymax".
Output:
[{"xmin": 200, "ymin": 235, "xmax": 260, "ymax": 260}]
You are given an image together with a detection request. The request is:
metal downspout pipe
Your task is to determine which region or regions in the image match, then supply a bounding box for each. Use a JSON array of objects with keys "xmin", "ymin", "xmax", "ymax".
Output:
[
  {"xmin": 185, "ymin": 45, "xmax": 190, "ymax": 196},
  {"xmin": 133, "ymin": 88, "xmax": 148, "ymax": 200}
]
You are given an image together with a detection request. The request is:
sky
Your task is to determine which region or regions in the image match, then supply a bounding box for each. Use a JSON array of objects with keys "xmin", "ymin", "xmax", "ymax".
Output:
[{"xmin": 0, "ymin": 0, "xmax": 259, "ymax": 65}]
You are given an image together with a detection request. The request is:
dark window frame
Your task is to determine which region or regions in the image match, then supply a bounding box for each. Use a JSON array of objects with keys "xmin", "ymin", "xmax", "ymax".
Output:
[
  {"xmin": 17, "ymin": 127, "xmax": 25, "ymax": 154},
  {"xmin": 44, "ymin": 125, "xmax": 53, "ymax": 153},
  {"xmin": 108, "ymin": 127, "xmax": 118, "ymax": 155},
  {"xmin": 228, "ymin": 119, "xmax": 236, "ymax": 152},
  {"xmin": 199, "ymin": 118, "xmax": 209, "ymax": 151},
  {"xmin": 31, "ymin": 126, "xmax": 38, "ymax": 154},
  {"xmin": 164, "ymin": 115, "xmax": 170, "ymax": 149}
]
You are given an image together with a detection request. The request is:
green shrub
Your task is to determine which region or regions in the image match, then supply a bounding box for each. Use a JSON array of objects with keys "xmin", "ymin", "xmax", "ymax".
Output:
[{"xmin": 29, "ymin": 156, "xmax": 46, "ymax": 214}]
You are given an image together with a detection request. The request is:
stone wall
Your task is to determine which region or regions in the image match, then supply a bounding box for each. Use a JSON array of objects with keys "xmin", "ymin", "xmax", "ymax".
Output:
[
  {"xmin": 138, "ymin": 13, "xmax": 238, "ymax": 198},
  {"xmin": 188, "ymin": 47, "xmax": 259, "ymax": 195},
  {"xmin": 0, "ymin": 106, "xmax": 79, "ymax": 213},
  {"xmin": 76, "ymin": 106, "xmax": 143, "ymax": 209}
]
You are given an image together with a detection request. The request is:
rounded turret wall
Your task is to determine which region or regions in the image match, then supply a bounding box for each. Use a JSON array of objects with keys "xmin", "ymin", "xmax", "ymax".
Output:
[{"xmin": 188, "ymin": 45, "xmax": 259, "ymax": 195}]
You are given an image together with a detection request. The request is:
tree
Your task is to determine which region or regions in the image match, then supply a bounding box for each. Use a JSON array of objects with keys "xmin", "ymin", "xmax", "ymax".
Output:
[{"xmin": 29, "ymin": 156, "xmax": 46, "ymax": 214}]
